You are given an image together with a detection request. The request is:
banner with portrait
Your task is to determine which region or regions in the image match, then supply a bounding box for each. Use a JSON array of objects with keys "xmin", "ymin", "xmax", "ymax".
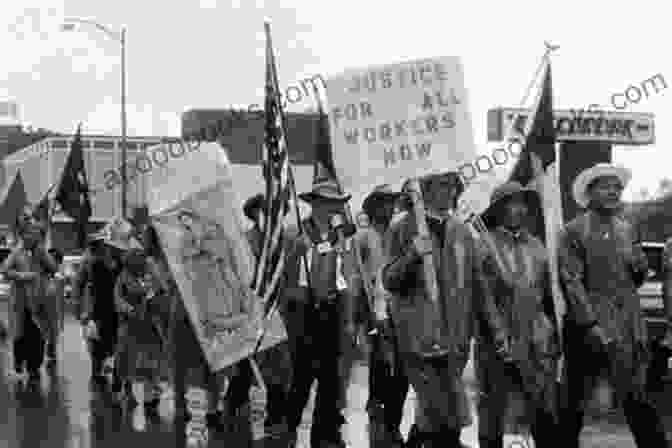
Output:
[{"xmin": 146, "ymin": 142, "xmax": 287, "ymax": 372}]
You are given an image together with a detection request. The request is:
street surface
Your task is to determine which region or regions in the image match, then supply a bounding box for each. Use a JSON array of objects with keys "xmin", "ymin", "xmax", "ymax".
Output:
[{"xmin": 0, "ymin": 301, "xmax": 668, "ymax": 447}]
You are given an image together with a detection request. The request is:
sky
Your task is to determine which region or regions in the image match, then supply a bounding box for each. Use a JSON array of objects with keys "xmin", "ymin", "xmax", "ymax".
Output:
[{"xmin": 1, "ymin": 0, "xmax": 670, "ymax": 201}]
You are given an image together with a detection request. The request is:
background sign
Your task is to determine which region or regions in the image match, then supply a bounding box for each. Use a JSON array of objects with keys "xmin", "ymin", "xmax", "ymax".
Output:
[
  {"xmin": 487, "ymin": 108, "xmax": 655, "ymax": 145},
  {"xmin": 326, "ymin": 57, "xmax": 478, "ymax": 195}
]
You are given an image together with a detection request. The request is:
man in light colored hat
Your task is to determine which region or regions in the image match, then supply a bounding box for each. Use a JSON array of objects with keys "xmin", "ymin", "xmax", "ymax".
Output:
[
  {"xmin": 357, "ymin": 184, "xmax": 409, "ymax": 448},
  {"xmin": 558, "ymin": 163, "xmax": 667, "ymax": 448},
  {"xmin": 475, "ymin": 181, "xmax": 560, "ymax": 448},
  {"xmin": 283, "ymin": 172, "xmax": 360, "ymax": 448},
  {"xmin": 75, "ymin": 222, "xmax": 127, "ymax": 383},
  {"xmin": 382, "ymin": 171, "xmax": 506, "ymax": 448}
]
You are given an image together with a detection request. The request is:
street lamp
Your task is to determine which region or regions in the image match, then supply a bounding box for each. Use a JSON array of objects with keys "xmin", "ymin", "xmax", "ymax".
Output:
[{"xmin": 61, "ymin": 17, "xmax": 128, "ymax": 219}]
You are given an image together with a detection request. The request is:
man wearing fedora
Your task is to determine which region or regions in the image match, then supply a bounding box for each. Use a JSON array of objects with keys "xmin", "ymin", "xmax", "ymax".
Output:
[
  {"xmin": 283, "ymin": 173, "xmax": 360, "ymax": 448},
  {"xmin": 357, "ymin": 184, "xmax": 409, "ymax": 448},
  {"xmin": 475, "ymin": 181, "xmax": 561, "ymax": 448},
  {"xmin": 1, "ymin": 207, "xmax": 58, "ymax": 381},
  {"xmin": 558, "ymin": 163, "xmax": 667, "ymax": 447},
  {"xmin": 382, "ymin": 172, "xmax": 508, "ymax": 448}
]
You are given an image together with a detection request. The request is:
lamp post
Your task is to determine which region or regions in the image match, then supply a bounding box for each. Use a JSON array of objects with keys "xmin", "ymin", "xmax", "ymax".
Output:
[{"xmin": 61, "ymin": 18, "xmax": 128, "ymax": 219}]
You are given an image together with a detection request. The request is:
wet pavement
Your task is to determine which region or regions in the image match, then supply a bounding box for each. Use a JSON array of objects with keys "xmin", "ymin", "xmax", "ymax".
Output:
[{"xmin": 0, "ymin": 302, "xmax": 670, "ymax": 448}]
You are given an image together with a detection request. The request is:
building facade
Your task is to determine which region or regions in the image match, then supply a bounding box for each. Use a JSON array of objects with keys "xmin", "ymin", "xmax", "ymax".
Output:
[{"xmin": 2, "ymin": 134, "xmax": 166, "ymax": 251}]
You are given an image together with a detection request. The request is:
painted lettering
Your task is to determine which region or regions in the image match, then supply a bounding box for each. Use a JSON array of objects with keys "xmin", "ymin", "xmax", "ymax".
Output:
[
  {"xmin": 383, "ymin": 147, "xmax": 396, "ymax": 167},
  {"xmin": 344, "ymin": 129, "xmax": 359, "ymax": 144},
  {"xmin": 399, "ymin": 144, "xmax": 412, "ymax": 160},
  {"xmin": 416, "ymin": 142, "xmax": 432, "ymax": 159}
]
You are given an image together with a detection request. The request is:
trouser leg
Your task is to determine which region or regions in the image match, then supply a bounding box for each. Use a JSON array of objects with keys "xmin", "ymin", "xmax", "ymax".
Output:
[
  {"xmin": 560, "ymin": 323, "xmax": 590, "ymax": 448},
  {"xmin": 384, "ymin": 356, "xmax": 409, "ymax": 433},
  {"xmin": 286, "ymin": 341, "xmax": 316, "ymax": 433},
  {"xmin": 622, "ymin": 394, "xmax": 668, "ymax": 448},
  {"xmin": 24, "ymin": 310, "xmax": 44, "ymax": 373},
  {"xmin": 530, "ymin": 409, "xmax": 558, "ymax": 448},
  {"xmin": 312, "ymin": 341, "xmax": 345, "ymax": 446}
]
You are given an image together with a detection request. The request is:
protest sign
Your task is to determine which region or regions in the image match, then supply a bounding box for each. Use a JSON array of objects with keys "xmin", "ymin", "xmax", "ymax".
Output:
[
  {"xmin": 146, "ymin": 142, "xmax": 287, "ymax": 372},
  {"xmin": 325, "ymin": 57, "xmax": 478, "ymax": 195}
]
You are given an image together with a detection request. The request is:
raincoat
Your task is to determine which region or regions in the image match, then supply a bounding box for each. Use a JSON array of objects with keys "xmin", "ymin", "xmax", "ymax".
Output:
[
  {"xmin": 1, "ymin": 244, "xmax": 57, "ymax": 341},
  {"xmin": 558, "ymin": 210, "xmax": 649, "ymax": 404},
  {"xmin": 382, "ymin": 212, "xmax": 506, "ymax": 431},
  {"xmin": 475, "ymin": 227, "xmax": 560, "ymax": 436}
]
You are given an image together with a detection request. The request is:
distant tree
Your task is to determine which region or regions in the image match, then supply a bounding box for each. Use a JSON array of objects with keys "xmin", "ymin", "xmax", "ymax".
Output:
[
  {"xmin": 655, "ymin": 178, "xmax": 672, "ymax": 198},
  {"xmin": 633, "ymin": 187, "xmax": 652, "ymax": 202}
]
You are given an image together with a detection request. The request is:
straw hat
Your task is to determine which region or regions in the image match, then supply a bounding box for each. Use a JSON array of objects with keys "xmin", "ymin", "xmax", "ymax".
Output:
[
  {"xmin": 572, "ymin": 163, "xmax": 631, "ymax": 208},
  {"xmin": 93, "ymin": 218, "xmax": 143, "ymax": 251},
  {"xmin": 480, "ymin": 181, "xmax": 542, "ymax": 229}
]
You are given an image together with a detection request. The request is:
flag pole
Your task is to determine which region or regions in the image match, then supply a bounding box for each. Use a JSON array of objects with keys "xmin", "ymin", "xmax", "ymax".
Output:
[{"xmin": 264, "ymin": 21, "xmax": 307, "ymax": 239}]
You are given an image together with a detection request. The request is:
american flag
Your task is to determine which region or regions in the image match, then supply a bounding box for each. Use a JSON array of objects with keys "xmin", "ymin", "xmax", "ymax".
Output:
[{"xmin": 252, "ymin": 22, "xmax": 293, "ymax": 310}]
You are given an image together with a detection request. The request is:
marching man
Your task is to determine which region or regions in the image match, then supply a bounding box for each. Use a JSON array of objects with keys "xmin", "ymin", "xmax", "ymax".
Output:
[
  {"xmin": 558, "ymin": 163, "xmax": 667, "ymax": 448},
  {"xmin": 283, "ymin": 170, "xmax": 360, "ymax": 448},
  {"xmin": 1, "ymin": 207, "xmax": 58, "ymax": 381},
  {"xmin": 357, "ymin": 185, "xmax": 409, "ymax": 448},
  {"xmin": 382, "ymin": 172, "xmax": 508, "ymax": 448},
  {"xmin": 475, "ymin": 181, "xmax": 561, "ymax": 448}
]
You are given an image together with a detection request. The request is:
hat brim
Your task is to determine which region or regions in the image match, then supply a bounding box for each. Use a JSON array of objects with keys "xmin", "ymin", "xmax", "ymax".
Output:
[
  {"xmin": 572, "ymin": 165, "xmax": 631, "ymax": 209},
  {"xmin": 362, "ymin": 191, "xmax": 402, "ymax": 212},
  {"xmin": 481, "ymin": 189, "xmax": 542, "ymax": 229},
  {"xmin": 298, "ymin": 191, "xmax": 351, "ymax": 202},
  {"xmin": 105, "ymin": 237, "xmax": 142, "ymax": 251}
]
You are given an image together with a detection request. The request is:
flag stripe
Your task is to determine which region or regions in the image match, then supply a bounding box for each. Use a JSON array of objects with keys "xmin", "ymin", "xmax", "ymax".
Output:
[{"xmin": 253, "ymin": 23, "xmax": 292, "ymax": 306}]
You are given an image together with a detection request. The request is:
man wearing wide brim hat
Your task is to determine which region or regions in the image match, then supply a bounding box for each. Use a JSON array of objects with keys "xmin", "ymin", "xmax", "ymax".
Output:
[
  {"xmin": 480, "ymin": 181, "xmax": 542, "ymax": 230},
  {"xmin": 284, "ymin": 170, "xmax": 359, "ymax": 448},
  {"xmin": 558, "ymin": 163, "xmax": 667, "ymax": 447},
  {"xmin": 358, "ymin": 184, "xmax": 409, "ymax": 448},
  {"xmin": 77, "ymin": 219, "xmax": 134, "ymax": 383},
  {"xmin": 474, "ymin": 180, "xmax": 560, "ymax": 448},
  {"xmin": 572, "ymin": 162, "xmax": 631, "ymax": 210},
  {"xmin": 382, "ymin": 170, "xmax": 501, "ymax": 447},
  {"xmin": 89, "ymin": 218, "xmax": 143, "ymax": 252}
]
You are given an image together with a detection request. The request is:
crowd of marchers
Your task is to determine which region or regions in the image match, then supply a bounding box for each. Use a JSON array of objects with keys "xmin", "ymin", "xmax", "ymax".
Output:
[{"xmin": 1, "ymin": 160, "xmax": 671, "ymax": 448}]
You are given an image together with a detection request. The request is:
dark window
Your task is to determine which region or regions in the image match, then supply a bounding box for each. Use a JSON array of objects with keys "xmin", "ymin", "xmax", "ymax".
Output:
[
  {"xmin": 51, "ymin": 140, "xmax": 68, "ymax": 149},
  {"xmin": 93, "ymin": 140, "xmax": 115, "ymax": 149}
]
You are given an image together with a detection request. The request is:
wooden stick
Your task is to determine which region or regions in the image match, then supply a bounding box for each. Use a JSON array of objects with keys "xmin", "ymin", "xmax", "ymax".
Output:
[{"xmin": 406, "ymin": 179, "xmax": 442, "ymax": 348}]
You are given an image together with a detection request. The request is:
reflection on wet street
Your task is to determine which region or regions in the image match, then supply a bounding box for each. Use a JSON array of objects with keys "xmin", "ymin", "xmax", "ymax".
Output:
[{"xmin": 1, "ymin": 307, "xmax": 669, "ymax": 447}]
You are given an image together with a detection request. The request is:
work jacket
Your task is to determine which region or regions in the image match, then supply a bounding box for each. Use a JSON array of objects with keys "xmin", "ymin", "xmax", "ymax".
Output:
[
  {"xmin": 1, "ymin": 244, "xmax": 57, "ymax": 339},
  {"xmin": 475, "ymin": 227, "xmax": 560, "ymax": 434},
  {"xmin": 558, "ymin": 210, "xmax": 649, "ymax": 397},
  {"xmin": 282, "ymin": 218, "xmax": 359, "ymax": 351},
  {"xmin": 382, "ymin": 212, "xmax": 506, "ymax": 361}
]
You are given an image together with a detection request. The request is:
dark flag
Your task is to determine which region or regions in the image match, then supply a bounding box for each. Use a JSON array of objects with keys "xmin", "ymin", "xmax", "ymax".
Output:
[
  {"xmin": 54, "ymin": 124, "xmax": 91, "ymax": 249},
  {"xmin": 505, "ymin": 60, "xmax": 556, "ymax": 240},
  {"xmin": 0, "ymin": 171, "xmax": 28, "ymax": 233},
  {"xmin": 312, "ymin": 86, "xmax": 337, "ymax": 181},
  {"xmin": 508, "ymin": 60, "xmax": 556, "ymax": 186},
  {"xmin": 507, "ymin": 56, "xmax": 566, "ymax": 371}
]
